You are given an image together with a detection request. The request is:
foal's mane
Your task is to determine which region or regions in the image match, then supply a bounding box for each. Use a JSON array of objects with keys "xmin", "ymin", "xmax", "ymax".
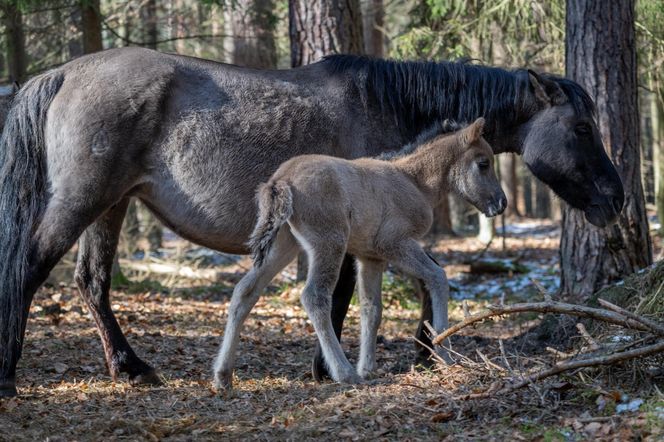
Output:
[
  {"xmin": 377, "ymin": 120, "xmax": 463, "ymax": 161},
  {"xmin": 322, "ymin": 54, "xmax": 596, "ymax": 138}
]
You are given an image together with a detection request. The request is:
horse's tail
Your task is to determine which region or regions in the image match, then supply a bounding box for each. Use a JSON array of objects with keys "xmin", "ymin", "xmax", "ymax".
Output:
[
  {"xmin": 249, "ymin": 181, "xmax": 293, "ymax": 268},
  {"xmin": 0, "ymin": 70, "xmax": 65, "ymax": 374}
]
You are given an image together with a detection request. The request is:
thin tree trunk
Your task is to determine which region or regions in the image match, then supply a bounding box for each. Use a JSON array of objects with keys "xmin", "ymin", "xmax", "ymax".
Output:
[
  {"xmin": 289, "ymin": 0, "xmax": 364, "ymax": 67},
  {"xmin": 534, "ymin": 179, "xmax": 551, "ymax": 218},
  {"xmin": 560, "ymin": 0, "xmax": 652, "ymax": 299},
  {"xmin": 500, "ymin": 153, "xmax": 520, "ymax": 217},
  {"xmin": 3, "ymin": 2, "xmax": 26, "ymax": 83},
  {"xmin": 81, "ymin": 0, "xmax": 103, "ymax": 54},
  {"xmin": 141, "ymin": 0, "xmax": 158, "ymax": 50},
  {"xmin": 654, "ymin": 96, "xmax": 664, "ymax": 234},
  {"xmin": 225, "ymin": 0, "xmax": 277, "ymax": 68},
  {"xmin": 362, "ymin": 0, "xmax": 384, "ymax": 57}
]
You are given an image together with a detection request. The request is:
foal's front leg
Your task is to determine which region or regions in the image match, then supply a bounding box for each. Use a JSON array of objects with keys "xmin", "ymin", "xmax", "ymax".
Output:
[
  {"xmin": 389, "ymin": 241, "xmax": 453, "ymax": 364},
  {"xmin": 356, "ymin": 258, "xmax": 385, "ymax": 379}
]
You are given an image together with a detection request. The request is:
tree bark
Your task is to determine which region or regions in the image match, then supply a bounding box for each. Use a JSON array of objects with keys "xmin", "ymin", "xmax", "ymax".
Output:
[
  {"xmin": 560, "ymin": 0, "xmax": 652, "ymax": 299},
  {"xmin": 289, "ymin": 0, "xmax": 364, "ymax": 67},
  {"xmin": 225, "ymin": 0, "xmax": 277, "ymax": 68},
  {"xmin": 2, "ymin": 2, "xmax": 26, "ymax": 83},
  {"xmin": 81, "ymin": 0, "xmax": 103, "ymax": 54}
]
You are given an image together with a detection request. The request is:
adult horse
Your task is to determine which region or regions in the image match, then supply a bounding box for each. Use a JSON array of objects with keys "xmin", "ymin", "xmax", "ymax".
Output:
[{"xmin": 0, "ymin": 48, "xmax": 623, "ymax": 397}]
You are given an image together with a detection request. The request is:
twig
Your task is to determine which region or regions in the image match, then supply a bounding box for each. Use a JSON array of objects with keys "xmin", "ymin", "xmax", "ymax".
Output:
[
  {"xmin": 598, "ymin": 298, "xmax": 664, "ymax": 336},
  {"xmin": 476, "ymin": 349, "xmax": 506, "ymax": 372},
  {"xmin": 459, "ymin": 339, "xmax": 664, "ymax": 400},
  {"xmin": 576, "ymin": 323, "xmax": 600, "ymax": 350},
  {"xmin": 432, "ymin": 301, "xmax": 654, "ymax": 345}
]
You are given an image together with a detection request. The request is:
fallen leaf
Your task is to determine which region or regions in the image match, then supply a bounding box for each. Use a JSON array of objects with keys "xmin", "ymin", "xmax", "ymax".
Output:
[{"xmin": 431, "ymin": 411, "xmax": 455, "ymax": 423}]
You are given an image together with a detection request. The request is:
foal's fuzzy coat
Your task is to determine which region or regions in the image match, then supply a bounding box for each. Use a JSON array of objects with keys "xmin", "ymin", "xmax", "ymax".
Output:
[{"xmin": 214, "ymin": 118, "xmax": 506, "ymax": 389}]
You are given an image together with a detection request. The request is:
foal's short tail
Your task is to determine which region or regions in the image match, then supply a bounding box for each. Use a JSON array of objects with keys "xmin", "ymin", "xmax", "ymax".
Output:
[
  {"xmin": 0, "ymin": 70, "xmax": 64, "ymax": 375},
  {"xmin": 249, "ymin": 181, "xmax": 293, "ymax": 268}
]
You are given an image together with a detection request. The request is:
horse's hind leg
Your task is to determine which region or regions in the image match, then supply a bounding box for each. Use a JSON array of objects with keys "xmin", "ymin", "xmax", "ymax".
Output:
[
  {"xmin": 213, "ymin": 228, "xmax": 299, "ymax": 391},
  {"xmin": 74, "ymin": 198, "xmax": 160, "ymax": 385}
]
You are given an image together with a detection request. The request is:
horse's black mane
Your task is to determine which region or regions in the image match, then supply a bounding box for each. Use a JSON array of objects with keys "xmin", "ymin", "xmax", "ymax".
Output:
[
  {"xmin": 322, "ymin": 54, "xmax": 596, "ymax": 138},
  {"xmin": 377, "ymin": 119, "xmax": 464, "ymax": 161}
]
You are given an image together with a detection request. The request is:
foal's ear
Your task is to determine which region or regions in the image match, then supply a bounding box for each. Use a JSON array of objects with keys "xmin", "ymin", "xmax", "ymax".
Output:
[
  {"xmin": 460, "ymin": 117, "xmax": 485, "ymax": 147},
  {"xmin": 528, "ymin": 70, "xmax": 567, "ymax": 107}
]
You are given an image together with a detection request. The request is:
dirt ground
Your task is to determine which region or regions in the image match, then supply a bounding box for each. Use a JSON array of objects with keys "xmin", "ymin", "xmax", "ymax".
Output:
[{"xmin": 1, "ymin": 219, "xmax": 663, "ymax": 441}]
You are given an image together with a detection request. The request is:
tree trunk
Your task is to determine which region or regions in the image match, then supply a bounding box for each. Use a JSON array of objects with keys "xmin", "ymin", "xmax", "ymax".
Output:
[
  {"xmin": 500, "ymin": 153, "xmax": 520, "ymax": 217},
  {"xmin": 81, "ymin": 0, "xmax": 103, "ymax": 54},
  {"xmin": 289, "ymin": 0, "xmax": 364, "ymax": 67},
  {"xmin": 141, "ymin": 0, "xmax": 158, "ymax": 50},
  {"xmin": 225, "ymin": 0, "xmax": 277, "ymax": 68},
  {"xmin": 362, "ymin": 0, "xmax": 384, "ymax": 57},
  {"xmin": 654, "ymin": 96, "xmax": 664, "ymax": 234},
  {"xmin": 478, "ymin": 214, "xmax": 495, "ymax": 244},
  {"xmin": 534, "ymin": 179, "xmax": 551, "ymax": 218},
  {"xmin": 560, "ymin": 0, "xmax": 652, "ymax": 299},
  {"xmin": 3, "ymin": 2, "xmax": 26, "ymax": 83}
]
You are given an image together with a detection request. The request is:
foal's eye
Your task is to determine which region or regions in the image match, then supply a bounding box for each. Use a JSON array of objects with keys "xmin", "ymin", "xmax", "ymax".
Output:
[
  {"xmin": 575, "ymin": 123, "xmax": 592, "ymax": 136},
  {"xmin": 477, "ymin": 159, "xmax": 490, "ymax": 170}
]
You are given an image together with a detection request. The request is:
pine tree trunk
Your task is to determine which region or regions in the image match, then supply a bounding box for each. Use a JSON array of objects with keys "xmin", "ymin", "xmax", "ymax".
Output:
[
  {"xmin": 534, "ymin": 179, "xmax": 551, "ymax": 218},
  {"xmin": 289, "ymin": 0, "xmax": 363, "ymax": 67},
  {"xmin": 560, "ymin": 0, "xmax": 652, "ymax": 300},
  {"xmin": 81, "ymin": 0, "xmax": 103, "ymax": 54},
  {"xmin": 226, "ymin": 0, "xmax": 277, "ymax": 68},
  {"xmin": 3, "ymin": 2, "xmax": 26, "ymax": 83}
]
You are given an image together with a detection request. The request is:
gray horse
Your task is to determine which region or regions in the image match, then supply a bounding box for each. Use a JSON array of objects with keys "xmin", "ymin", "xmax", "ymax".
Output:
[{"xmin": 0, "ymin": 48, "xmax": 623, "ymax": 397}]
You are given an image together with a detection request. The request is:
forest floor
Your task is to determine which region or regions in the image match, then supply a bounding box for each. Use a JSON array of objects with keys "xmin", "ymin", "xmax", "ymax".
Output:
[{"xmin": 1, "ymin": 218, "xmax": 663, "ymax": 441}]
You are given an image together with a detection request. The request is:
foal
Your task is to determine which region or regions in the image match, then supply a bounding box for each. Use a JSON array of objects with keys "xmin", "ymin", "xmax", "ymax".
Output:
[{"xmin": 213, "ymin": 118, "xmax": 506, "ymax": 389}]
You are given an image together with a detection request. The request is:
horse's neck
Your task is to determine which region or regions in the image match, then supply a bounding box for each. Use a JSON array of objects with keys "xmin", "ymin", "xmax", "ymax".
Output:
[{"xmin": 392, "ymin": 142, "xmax": 456, "ymax": 206}]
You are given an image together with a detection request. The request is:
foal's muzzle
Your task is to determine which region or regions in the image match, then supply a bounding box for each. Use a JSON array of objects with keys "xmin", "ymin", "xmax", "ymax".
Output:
[{"xmin": 485, "ymin": 193, "xmax": 507, "ymax": 218}]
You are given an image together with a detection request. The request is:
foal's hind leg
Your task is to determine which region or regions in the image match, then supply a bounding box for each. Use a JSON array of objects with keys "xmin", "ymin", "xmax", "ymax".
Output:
[
  {"xmin": 356, "ymin": 258, "xmax": 385, "ymax": 379},
  {"xmin": 296, "ymin": 231, "xmax": 360, "ymax": 384},
  {"xmin": 75, "ymin": 198, "xmax": 160, "ymax": 385},
  {"xmin": 213, "ymin": 228, "xmax": 299, "ymax": 391}
]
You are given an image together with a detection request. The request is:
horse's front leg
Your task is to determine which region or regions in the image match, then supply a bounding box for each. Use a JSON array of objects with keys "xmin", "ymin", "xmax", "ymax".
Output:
[{"xmin": 75, "ymin": 199, "xmax": 161, "ymax": 385}]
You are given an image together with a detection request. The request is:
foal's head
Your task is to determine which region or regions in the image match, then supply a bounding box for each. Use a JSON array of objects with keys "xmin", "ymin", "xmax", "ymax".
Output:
[{"xmin": 449, "ymin": 118, "xmax": 507, "ymax": 217}]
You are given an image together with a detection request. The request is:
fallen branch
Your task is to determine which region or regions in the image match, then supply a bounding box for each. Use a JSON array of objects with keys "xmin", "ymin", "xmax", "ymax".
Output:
[
  {"xmin": 432, "ymin": 301, "xmax": 658, "ymax": 346},
  {"xmin": 598, "ymin": 298, "xmax": 664, "ymax": 336},
  {"xmin": 459, "ymin": 339, "xmax": 664, "ymax": 400}
]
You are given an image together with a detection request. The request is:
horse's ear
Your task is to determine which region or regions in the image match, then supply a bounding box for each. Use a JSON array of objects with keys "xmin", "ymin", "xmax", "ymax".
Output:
[
  {"xmin": 460, "ymin": 117, "xmax": 485, "ymax": 147},
  {"xmin": 528, "ymin": 70, "xmax": 567, "ymax": 106}
]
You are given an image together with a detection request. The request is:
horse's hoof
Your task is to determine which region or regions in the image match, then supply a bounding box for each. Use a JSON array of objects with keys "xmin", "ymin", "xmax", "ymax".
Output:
[
  {"xmin": 0, "ymin": 379, "xmax": 17, "ymax": 398},
  {"xmin": 129, "ymin": 368, "xmax": 163, "ymax": 386},
  {"xmin": 337, "ymin": 371, "xmax": 363, "ymax": 385},
  {"xmin": 311, "ymin": 355, "xmax": 330, "ymax": 383}
]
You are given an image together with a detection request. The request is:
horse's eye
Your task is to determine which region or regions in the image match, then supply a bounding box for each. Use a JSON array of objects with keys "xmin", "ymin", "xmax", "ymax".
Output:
[
  {"xmin": 477, "ymin": 159, "xmax": 490, "ymax": 170},
  {"xmin": 575, "ymin": 123, "xmax": 592, "ymax": 136}
]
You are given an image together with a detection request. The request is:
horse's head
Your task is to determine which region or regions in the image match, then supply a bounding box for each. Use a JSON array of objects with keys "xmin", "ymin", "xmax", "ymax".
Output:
[
  {"xmin": 520, "ymin": 72, "xmax": 624, "ymax": 228},
  {"xmin": 451, "ymin": 118, "xmax": 507, "ymax": 218}
]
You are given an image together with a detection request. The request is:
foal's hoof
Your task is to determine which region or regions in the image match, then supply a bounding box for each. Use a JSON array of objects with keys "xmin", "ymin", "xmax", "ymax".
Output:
[
  {"xmin": 337, "ymin": 372, "xmax": 364, "ymax": 385},
  {"xmin": 129, "ymin": 368, "xmax": 163, "ymax": 386},
  {"xmin": 0, "ymin": 379, "xmax": 17, "ymax": 398},
  {"xmin": 213, "ymin": 372, "xmax": 233, "ymax": 394}
]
